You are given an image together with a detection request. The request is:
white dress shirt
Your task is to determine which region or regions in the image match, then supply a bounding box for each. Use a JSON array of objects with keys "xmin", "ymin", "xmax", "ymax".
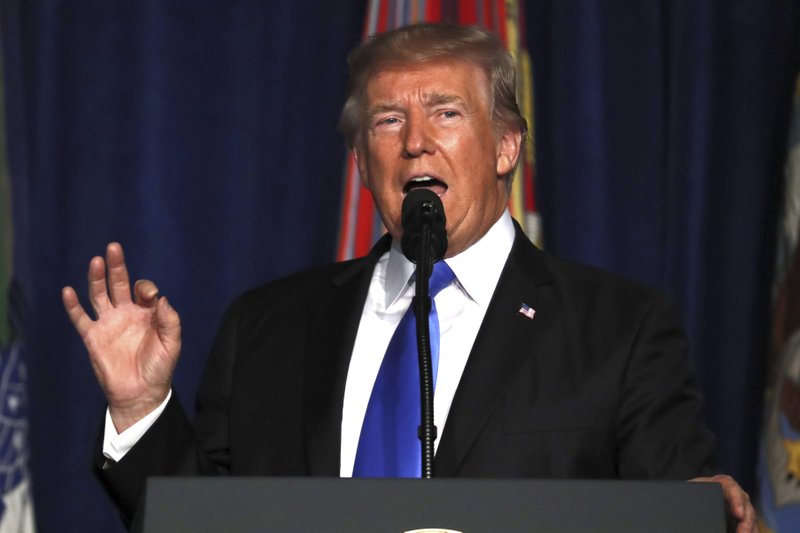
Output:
[
  {"xmin": 104, "ymin": 211, "xmax": 515, "ymax": 471},
  {"xmin": 340, "ymin": 210, "xmax": 514, "ymax": 476}
]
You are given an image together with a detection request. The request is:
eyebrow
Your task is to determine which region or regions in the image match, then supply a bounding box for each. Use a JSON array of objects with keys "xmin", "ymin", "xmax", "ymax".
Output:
[
  {"xmin": 423, "ymin": 92, "xmax": 465, "ymax": 107},
  {"xmin": 366, "ymin": 103, "xmax": 403, "ymax": 118}
]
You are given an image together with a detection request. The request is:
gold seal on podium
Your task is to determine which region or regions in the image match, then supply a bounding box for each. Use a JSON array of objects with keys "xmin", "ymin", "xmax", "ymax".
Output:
[{"xmin": 404, "ymin": 529, "xmax": 463, "ymax": 533}]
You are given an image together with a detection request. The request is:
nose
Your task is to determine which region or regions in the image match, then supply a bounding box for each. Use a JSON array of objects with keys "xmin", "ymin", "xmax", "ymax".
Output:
[{"xmin": 402, "ymin": 113, "xmax": 435, "ymax": 158}]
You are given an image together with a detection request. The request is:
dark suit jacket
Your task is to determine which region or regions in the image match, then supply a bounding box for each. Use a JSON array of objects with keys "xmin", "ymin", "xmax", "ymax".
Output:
[{"xmin": 97, "ymin": 224, "xmax": 716, "ymax": 525}]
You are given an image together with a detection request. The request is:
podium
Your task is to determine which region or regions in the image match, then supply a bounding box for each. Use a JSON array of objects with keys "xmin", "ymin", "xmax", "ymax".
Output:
[{"xmin": 141, "ymin": 477, "xmax": 725, "ymax": 532}]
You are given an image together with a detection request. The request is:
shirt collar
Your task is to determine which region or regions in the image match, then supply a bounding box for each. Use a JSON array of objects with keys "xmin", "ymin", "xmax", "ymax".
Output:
[
  {"xmin": 385, "ymin": 239, "xmax": 416, "ymax": 308},
  {"xmin": 384, "ymin": 209, "xmax": 515, "ymax": 308}
]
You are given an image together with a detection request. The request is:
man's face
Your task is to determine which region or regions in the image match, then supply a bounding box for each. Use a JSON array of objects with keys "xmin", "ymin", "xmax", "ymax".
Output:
[{"xmin": 354, "ymin": 59, "xmax": 521, "ymax": 258}]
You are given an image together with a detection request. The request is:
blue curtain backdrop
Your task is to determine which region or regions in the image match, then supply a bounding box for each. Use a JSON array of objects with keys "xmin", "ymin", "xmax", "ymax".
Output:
[{"xmin": 2, "ymin": 0, "xmax": 799, "ymax": 531}]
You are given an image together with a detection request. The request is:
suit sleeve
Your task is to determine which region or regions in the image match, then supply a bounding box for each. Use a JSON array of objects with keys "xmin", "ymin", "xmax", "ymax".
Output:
[{"xmin": 614, "ymin": 292, "xmax": 717, "ymax": 479}]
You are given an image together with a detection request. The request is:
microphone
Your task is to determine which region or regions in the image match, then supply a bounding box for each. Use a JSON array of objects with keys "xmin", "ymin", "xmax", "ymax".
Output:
[
  {"xmin": 399, "ymin": 188, "xmax": 448, "ymax": 479},
  {"xmin": 400, "ymin": 189, "xmax": 448, "ymax": 264}
]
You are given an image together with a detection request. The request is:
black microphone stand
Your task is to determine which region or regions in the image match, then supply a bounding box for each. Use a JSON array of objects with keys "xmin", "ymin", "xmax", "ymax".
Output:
[
  {"xmin": 413, "ymin": 224, "xmax": 436, "ymax": 479},
  {"xmin": 401, "ymin": 188, "xmax": 446, "ymax": 480}
]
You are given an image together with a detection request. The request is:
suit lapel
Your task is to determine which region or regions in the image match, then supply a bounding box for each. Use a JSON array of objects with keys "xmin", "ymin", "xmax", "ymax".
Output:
[
  {"xmin": 303, "ymin": 236, "xmax": 391, "ymax": 475},
  {"xmin": 435, "ymin": 225, "xmax": 557, "ymax": 476}
]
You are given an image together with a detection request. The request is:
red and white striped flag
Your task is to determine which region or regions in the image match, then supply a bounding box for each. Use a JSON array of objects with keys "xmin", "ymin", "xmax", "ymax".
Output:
[{"xmin": 336, "ymin": 0, "xmax": 541, "ymax": 261}]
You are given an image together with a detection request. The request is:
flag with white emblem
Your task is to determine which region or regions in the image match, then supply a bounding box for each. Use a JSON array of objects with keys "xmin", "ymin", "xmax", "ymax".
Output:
[
  {"xmin": 758, "ymin": 71, "xmax": 800, "ymax": 532},
  {"xmin": 0, "ymin": 41, "xmax": 36, "ymax": 533}
]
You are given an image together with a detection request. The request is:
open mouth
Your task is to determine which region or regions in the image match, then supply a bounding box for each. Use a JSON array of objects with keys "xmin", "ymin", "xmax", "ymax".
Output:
[{"xmin": 403, "ymin": 175, "xmax": 448, "ymax": 196}]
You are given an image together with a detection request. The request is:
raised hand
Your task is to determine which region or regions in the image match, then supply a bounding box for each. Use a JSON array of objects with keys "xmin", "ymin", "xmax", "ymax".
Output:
[{"xmin": 62, "ymin": 243, "xmax": 182, "ymax": 433}]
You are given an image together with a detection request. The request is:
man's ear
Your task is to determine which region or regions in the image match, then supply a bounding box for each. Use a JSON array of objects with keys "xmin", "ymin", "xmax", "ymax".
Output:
[
  {"xmin": 496, "ymin": 128, "xmax": 523, "ymax": 177},
  {"xmin": 353, "ymin": 145, "xmax": 368, "ymax": 186}
]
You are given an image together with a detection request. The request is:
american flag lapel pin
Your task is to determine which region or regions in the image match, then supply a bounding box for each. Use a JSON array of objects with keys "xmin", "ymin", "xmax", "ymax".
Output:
[{"xmin": 518, "ymin": 303, "xmax": 536, "ymax": 320}]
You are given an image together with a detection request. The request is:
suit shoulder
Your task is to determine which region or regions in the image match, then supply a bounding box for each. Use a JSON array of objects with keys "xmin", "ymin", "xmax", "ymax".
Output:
[
  {"xmin": 230, "ymin": 256, "xmax": 371, "ymax": 313},
  {"xmin": 536, "ymin": 248, "xmax": 679, "ymax": 315}
]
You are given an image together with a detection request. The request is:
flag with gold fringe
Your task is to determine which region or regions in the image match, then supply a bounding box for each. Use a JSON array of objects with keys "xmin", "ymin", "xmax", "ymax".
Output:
[
  {"xmin": 758, "ymin": 72, "xmax": 800, "ymax": 532},
  {"xmin": 336, "ymin": 0, "xmax": 541, "ymax": 261},
  {"xmin": 0, "ymin": 41, "xmax": 36, "ymax": 533}
]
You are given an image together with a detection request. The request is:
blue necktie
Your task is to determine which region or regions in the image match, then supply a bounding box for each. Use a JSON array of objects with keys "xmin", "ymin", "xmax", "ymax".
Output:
[{"xmin": 353, "ymin": 260, "xmax": 456, "ymax": 477}]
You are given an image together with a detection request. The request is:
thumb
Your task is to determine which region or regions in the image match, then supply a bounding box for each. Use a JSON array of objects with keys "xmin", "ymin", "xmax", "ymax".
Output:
[{"xmin": 155, "ymin": 297, "xmax": 182, "ymax": 349}]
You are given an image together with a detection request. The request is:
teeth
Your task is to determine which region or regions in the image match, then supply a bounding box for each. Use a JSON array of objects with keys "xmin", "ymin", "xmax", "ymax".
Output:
[{"xmin": 404, "ymin": 175, "xmax": 447, "ymax": 196}]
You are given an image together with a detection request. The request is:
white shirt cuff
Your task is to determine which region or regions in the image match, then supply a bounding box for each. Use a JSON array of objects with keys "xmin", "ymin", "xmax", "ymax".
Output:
[{"xmin": 102, "ymin": 390, "xmax": 172, "ymax": 463}]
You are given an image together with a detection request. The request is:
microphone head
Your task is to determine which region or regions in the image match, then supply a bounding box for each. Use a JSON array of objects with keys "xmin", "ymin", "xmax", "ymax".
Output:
[{"xmin": 400, "ymin": 189, "xmax": 448, "ymax": 263}]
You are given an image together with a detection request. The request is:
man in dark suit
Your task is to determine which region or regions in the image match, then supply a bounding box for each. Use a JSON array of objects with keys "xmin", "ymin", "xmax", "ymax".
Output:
[{"xmin": 62, "ymin": 23, "xmax": 755, "ymax": 530}]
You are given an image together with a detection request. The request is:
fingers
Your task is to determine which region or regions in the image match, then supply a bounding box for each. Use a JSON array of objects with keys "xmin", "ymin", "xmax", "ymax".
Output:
[
  {"xmin": 708, "ymin": 475, "xmax": 756, "ymax": 533},
  {"xmin": 87, "ymin": 255, "xmax": 111, "ymax": 315},
  {"xmin": 82, "ymin": 243, "xmax": 154, "ymax": 320},
  {"xmin": 719, "ymin": 475, "xmax": 747, "ymax": 519},
  {"xmin": 134, "ymin": 279, "xmax": 160, "ymax": 307},
  {"xmin": 689, "ymin": 475, "xmax": 756, "ymax": 532},
  {"xmin": 720, "ymin": 477, "xmax": 754, "ymax": 533},
  {"xmin": 736, "ymin": 499, "xmax": 755, "ymax": 533},
  {"xmin": 62, "ymin": 286, "xmax": 93, "ymax": 337},
  {"xmin": 105, "ymin": 242, "xmax": 132, "ymax": 306}
]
